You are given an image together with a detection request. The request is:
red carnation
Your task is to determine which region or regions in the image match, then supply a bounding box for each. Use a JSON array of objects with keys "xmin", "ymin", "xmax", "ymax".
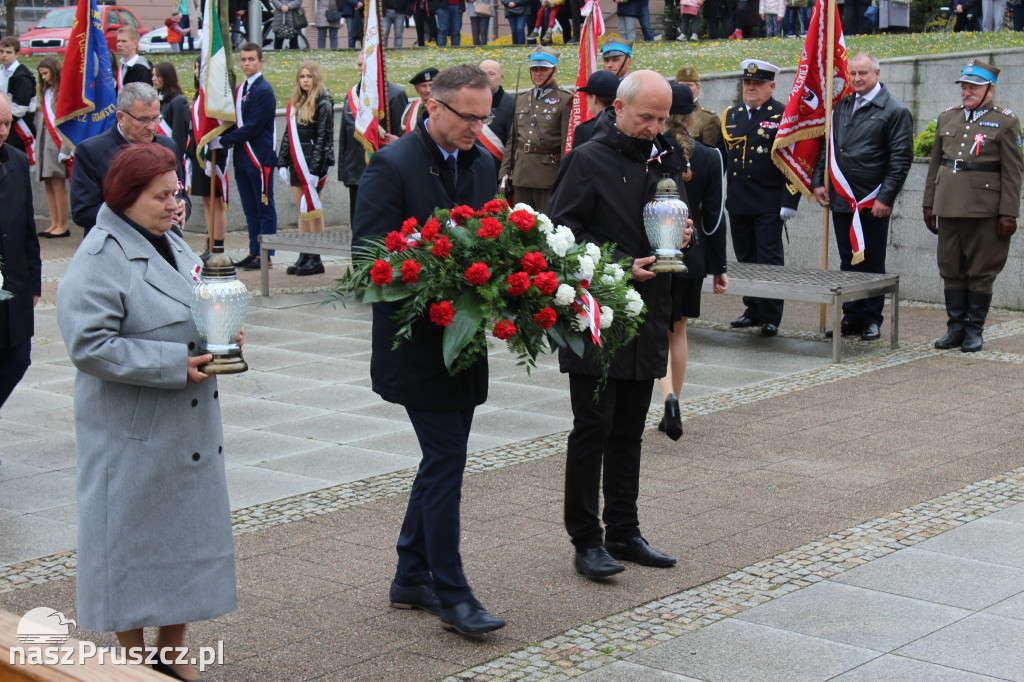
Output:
[
  {"xmin": 506, "ymin": 272, "xmax": 531, "ymax": 296},
  {"xmin": 429, "ymin": 300, "xmax": 455, "ymax": 326},
  {"xmin": 432, "ymin": 235, "xmax": 452, "ymax": 258},
  {"xmin": 400, "ymin": 259, "xmax": 422, "ymax": 283},
  {"xmin": 520, "ymin": 251, "xmax": 548, "ymax": 275},
  {"xmin": 532, "ymin": 271, "xmax": 559, "ymax": 295},
  {"xmin": 384, "ymin": 231, "xmax": 408, "ymax": 253},
  {"xmin": 451, "ymin": 205, "xmax": 475, "ymax": 225},
  {"xmin": 401, "ymin": 217, "xmax": 418, "ymax": 236},
  {"xmin": 534, "ymin": 307, "xmax": 557, "ymax": 329},
  {"xmin": 482, "ymin": 198, "xmax": 509, "ymax": 214},
  {"xmin": 420, "ymin": 217, "xmax": 440, "ymax": 242},
  {"xmin": 477, "ymin": 217, "xmax": 504, "ymax": 239},
  {"xmin": 493, "ymin": 319, "xmax": 517, "ymax": 340},
  {"xmin": 465, "ymin": 262, "xmax": 491, "ymax": 286},
  {"xmin": 509, "ymin": 209, "xmax": 536, "ymax": 232},
  {"xmin": 370, "ymin": 260, "xmax": 393, "ymax": 286}
]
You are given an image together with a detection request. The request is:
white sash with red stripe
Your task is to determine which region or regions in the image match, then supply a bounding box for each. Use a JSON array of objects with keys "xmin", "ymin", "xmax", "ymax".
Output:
[
  {"xmin": 402, "ymin": 99, "xmax": 423, "ymax": 135},
  {"xmin": 236, "ymin": 83, "xmax": 272, "ymax": 205},
  {"xmin": 573, "ymin": 290, "xmax": 602, "ymax": 346},
  {"xmin": 477, "ymin": 124, "xmax": 503, "ymax": 162},
  {"xmin": 190, "ymin": 95, "xmax": 230, "ymax": 207},
  {"xmin": 828, "ymin": 131, "xmax": 880, "ymax": 267},
  {"xmin": 287, "ymin": 101, "xmax": 326, "ymax": 220},
  {"xmin": 42, "ymin": 88, "xmax": 61, "ymax": 152},
  {"xmin": 14, "ymin": 118, "xmax": 35, "ymax": 166}
]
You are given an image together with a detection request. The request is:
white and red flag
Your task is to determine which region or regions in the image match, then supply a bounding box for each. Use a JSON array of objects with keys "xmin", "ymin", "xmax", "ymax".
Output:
[
  {"xmin": 355, "ymin": 0, "xmax": 387, "ymax": 155},
  {"xmin": 564, "ymin": 0, "xmax": 605, "ymax": 154}
]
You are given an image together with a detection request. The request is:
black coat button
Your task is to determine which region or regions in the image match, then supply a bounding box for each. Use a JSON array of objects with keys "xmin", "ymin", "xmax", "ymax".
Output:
[
  {"xmin": 213, "ymin": 391, "xmax": 218, "ymax": 399},
  {"xmin": 188, "ymin": 342, "xmax": 196, "ymax": 351},
  {"xmin": 218, "ymin": 446, "xmax": 223, "ymax": 453},
  {"xmin": 191, "ymin": 399, "xmax": 198, "ymax": 407},
  {"xmin": 192, "ymin": 452, "xmax": 200, "ymax": 461}
]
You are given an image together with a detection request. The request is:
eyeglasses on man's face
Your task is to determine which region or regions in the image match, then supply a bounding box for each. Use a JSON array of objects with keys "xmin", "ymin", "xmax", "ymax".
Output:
[
  {"xmin": 122, "ymin": 111, "xmax": 164, "ymax": 127},
  {"xmin": 433, "ymin": 98, "xmax": 494, "ymax": 126}
]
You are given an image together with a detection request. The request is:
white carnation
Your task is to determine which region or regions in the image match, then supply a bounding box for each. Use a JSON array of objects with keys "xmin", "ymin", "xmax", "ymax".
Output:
[
  {"xmin": 585, "ymin": 242, "xmax": 602, "ymax": 262},
  {"xmin": 576, "ymin": 255, "xmax": 595, "ymax": 282},
  {"xmin": 512, "ymin": 202, "xmax": 536, "ymax": 214},
  {"xmin": 546, "ymin": 230, "xmax": 573, "ymax": 257},
  {"xmin": 599, "ymin": 306, "xmax": 614, "ymax": 329},
  {"xmin": 573, "ymin": 313, "xmax": 590, "ymax": 331},
  {"xmin": 600, "ymin": 263, "xmax": 625, "ymax": 284},
  {"xmin": 624, "ymin": 289, "xmax": 644, "ymax": 317},
  {"xmin": 554, "ymin": 283, "xmax": 576, "ymax": 306},
  {"xmin": 536, "ymin": 213, "xmax": 555, "ymax": 234}
]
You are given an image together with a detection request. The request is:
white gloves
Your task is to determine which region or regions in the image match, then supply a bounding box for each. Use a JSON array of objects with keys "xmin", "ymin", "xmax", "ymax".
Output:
[
  {"xmin": 208, "ymin": 137, "xmax": 223, "ymax": 150},
  {"xmin": 278, "ymin": 167, "xmax": 289, "ymax": 183},
  {"xmin": 780, "ymin": 207, "xmax": 797, "ymax": 221}
]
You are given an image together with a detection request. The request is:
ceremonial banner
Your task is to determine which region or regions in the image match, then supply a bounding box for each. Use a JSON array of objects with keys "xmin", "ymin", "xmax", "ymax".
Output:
[
  {"xmin": 54, "ymin": 0, "xmax": 117, "ymax": 151},
  {"xmin": 770, "ymin": 0, "xmax": 851, "ymax": 198},
  {"xmin": 355, "ymin": 0, "xmax": 386, "ymax": 155},
  {"xmin": 564, "ymin": 0, "xmax": 604, "ymax": 154},
  {"xmin": 196, "ymin": 0, "xmax": 235, "ymax": 162}
]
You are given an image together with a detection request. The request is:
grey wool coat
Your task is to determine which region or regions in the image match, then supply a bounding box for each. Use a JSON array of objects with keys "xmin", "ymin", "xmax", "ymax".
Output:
[{"xmin": 56, "ymin": 205, "xmax": 236, "ymax": 632}]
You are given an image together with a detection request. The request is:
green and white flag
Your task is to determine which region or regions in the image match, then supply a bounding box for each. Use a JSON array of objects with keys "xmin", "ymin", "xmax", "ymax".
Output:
[{"xmin": 197, "ymin": 0, "xmax": 235, "ymax": 161}]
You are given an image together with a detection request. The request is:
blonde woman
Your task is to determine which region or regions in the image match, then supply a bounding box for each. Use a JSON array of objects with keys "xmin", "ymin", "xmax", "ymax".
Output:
[
  {"xmin": 277, "ymin": 61, "xmax": 334, "ymax": 276},
  {"xmin": 35, "ymin": 56, "xmax": 70, "ymax": 239}
]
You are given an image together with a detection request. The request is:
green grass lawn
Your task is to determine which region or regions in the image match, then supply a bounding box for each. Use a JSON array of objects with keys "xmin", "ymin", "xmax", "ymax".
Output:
[{"xmin": 22, "ymin": 31, "xmax": 1024, "ymax": 109}]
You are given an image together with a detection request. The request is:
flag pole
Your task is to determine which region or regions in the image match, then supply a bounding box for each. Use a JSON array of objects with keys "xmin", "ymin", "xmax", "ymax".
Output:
[
  {"xmin": 208, "ymin": 149, "xmax": 217, "ymax": 253},
  {"xmin": 819, "ymin": 0, "xmax": 837, "ymax": 332}
]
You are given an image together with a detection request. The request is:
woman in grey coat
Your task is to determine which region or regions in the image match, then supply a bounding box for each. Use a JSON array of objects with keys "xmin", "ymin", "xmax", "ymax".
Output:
[
  {"xmin": 57, "ymin": 144, "xmax": 237, "ymax": 682},
  {"xmin": 272, "ymin": 0, "xmax": 304, "ymax": 48}
]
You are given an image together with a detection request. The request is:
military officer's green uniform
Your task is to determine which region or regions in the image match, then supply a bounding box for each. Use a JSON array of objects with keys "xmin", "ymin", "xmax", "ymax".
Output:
[
  {"xmin": 925, "ymin": 59, "xmax": 1024, "ymax": 352},
  {"xmin": 499, "ymin": 47, "xmax": 572, "ymax": 215},
  {"xmin": 674, "ymin": 66, "xmax": 721, "ymax": 147}
]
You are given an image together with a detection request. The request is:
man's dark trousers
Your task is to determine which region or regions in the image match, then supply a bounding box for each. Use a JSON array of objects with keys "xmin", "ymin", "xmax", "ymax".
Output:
[
  {"xmin": 234, "ymin": 159, "xmax": 276, "ymax": 257},
  {"xmin": 0, "ymin": 340, "xmax": 31, "ymax": 408},
  {"xmin": 397, "ymin": 406, "xmax": 475, "ymax": 608},
  {"xmin": 730, "ymin": 212, "xmax": 785, "ymax": 325},
  {"xmin": 565, "ymin": 374, "xmax": 651, "ymax": 550},
  {"xmin": 833, "ymin": 208, "xmax": 889, "ymax": 327}
]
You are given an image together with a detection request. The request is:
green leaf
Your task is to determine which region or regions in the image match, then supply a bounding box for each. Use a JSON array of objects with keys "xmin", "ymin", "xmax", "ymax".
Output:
[
  {"xmin": 443, "ymin": 290, "xmax": 486, "ymax": 369},
  {"xmin": 362, "ymin": 283, "xmax": 413, "ymax": 304},
  {"xmin": 566, "ymin": 330, "xmax": 585, "ymax": 359}
]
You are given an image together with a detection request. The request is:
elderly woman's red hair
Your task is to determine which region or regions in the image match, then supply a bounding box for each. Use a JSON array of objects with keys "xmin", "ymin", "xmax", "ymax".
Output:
[{"xmin": 103, "ymin": 143, "xmax": 177, "ymax": 213}]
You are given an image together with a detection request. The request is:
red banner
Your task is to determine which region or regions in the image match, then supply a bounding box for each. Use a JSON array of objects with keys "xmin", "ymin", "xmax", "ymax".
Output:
[
  {"xmin": 771, "ymin": 0, "xmax": 852, "ymax": 199},
  {"xmin": 564, "ymin": 0, "xmax": 604, "ymax": 155}
]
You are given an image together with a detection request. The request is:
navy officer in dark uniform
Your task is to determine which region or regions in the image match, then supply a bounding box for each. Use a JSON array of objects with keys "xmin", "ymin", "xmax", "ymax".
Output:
[{"xmin": 721, "ymin": 59, "xmax": 801, "ymax": 337}]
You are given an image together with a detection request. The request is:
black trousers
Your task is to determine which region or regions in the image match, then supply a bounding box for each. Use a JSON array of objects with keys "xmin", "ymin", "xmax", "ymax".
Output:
[
  {"xmin": 413, "ymin": 6, "xmax": 438, "ymax": 44},
  {"xmin": 396, "ymin": 406, "xmax": 476, "ymax": 607},
  {"xmin": 0, "ymin": 340, "xmax": 31, "ymax": 410},
  {"xmin": 729, "ymin": 211, "xmax": 785, "ymax": 325},
  {"xmin": 832, "ymin": 209, "xmax": 889, "ymax": 327},
  {"xmin": 564, "ymin": 373, "xmax": 652, "ymax": 550}
]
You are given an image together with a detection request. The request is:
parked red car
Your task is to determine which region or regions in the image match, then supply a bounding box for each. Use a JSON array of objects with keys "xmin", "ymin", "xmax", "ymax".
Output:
[{"xmin": 19, "ymin": 5, "xmax": 148, "ymax": 56}]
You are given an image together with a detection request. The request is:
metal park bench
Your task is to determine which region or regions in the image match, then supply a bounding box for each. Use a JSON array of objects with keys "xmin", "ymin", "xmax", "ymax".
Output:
[
  {"xmin": 703, "ymin": 262, "xmax": 900, "ymax": 363},
  {"xmin": 258, "ymin": 230, "xmax": 352, "ymax": 297}
]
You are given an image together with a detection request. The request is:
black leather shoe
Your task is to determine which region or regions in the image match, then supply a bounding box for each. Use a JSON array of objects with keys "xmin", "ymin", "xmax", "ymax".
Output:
[
  {"xmin": 296, "ymin": 254, "xmax": 325, "ymax": 276},
  {"xmin": 760, "ymin": 323, "xmax": 779, "ymax": 337},
  {"xmin": 861, "ymin": 323, "xmax": 880, "ymax": 341},
  {"xmin": 237, "ymin": 256, "xmax": 269, "ymax": 270},
  {"xmin": 233, "ymin": 254, "xmax": 257, "ymax": 268},
  {"xmin": 731, "ymin": 314, "xmax": 758, "ymax": 328},
  {"xmin": 151, "ymin": 660, "xmax": 203, "ymax": 681},
  {"xmin": 574, "ymin": 546, "xmax": 625, "ymax": 580},
  {"xmin": 389, "ymin": 581, "xmax": 440, "ymax": 615},
  {"xmin": 42, "ymin": 229, "xmax": 71, "ymax": 239},
  {"xmin": 605, "ymin": 537, "xmax": 677, "ymax": 568},
  {"xmin": 439, "ymin": 598, "xmax": 506, "ymax": 635},
  {"xmin": 663, "ymin": 395, "xmax": 683, "ymax": 441},
  {"xmin": 825, "ymin": 320, "xmax": 862, "ymax": 339}
]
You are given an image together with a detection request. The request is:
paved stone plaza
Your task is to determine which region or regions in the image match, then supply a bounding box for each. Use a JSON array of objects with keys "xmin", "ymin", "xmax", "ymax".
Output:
[{"xmin": 1, "ymin": 230, "xmax": 1023, "ymax": 680}]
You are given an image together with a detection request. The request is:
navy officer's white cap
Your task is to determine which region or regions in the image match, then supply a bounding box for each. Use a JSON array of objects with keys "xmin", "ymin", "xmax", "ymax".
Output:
[{"xmin": 739, "ymin": 59, "xmax": 780, "ymax": 82}]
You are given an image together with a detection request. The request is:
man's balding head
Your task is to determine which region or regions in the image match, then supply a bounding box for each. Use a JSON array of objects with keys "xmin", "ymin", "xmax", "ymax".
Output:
[
  {"xmin": 479, "ymin": 60, "xmax": 504, "ymax": 92},
  {"xmin": 614, "ymin": 71, "xmax": 672, "ymax": 141}
]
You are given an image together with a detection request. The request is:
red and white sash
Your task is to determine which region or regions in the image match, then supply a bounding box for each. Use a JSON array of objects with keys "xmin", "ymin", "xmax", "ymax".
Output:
[
  {"xmin": 14, "ymin": 117, "xmax": 35, "ymax": 166},
  {"xmin": 828, "ymin": 131, "xmax": 880, "ymax": 267},
  {"xmin": 573, "ymin": 290, "xmax": 602, "ymax": 346},
  {"xmin": 236, "ymin": 82, "xmax": 272, "ymax": 205},
  {"xmin": 477, "ymin": 124, "xmax": 503, "ymax": 162},
  {"xmin": 190, "ymin": 95, "xmax": 230, "ymax": 207},
  {"xmin": 41, "ymin": 88, "xmax": 61, "ymax": 158},
  {"xmin": 287, "ymin": 101, "xmax": 326, "ymax": 220},
  {"xmin": 402, "ymin": 99, "xmax": 423, "ymax": 135}
]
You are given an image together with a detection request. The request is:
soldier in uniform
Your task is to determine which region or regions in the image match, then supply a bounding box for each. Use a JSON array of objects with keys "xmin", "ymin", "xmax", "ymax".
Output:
[
  {"xmin": 721, "ymin": 59, "xmax": 801, "ymax": 337},
  {"xmin": 924, "ymin": 59, "xmax": 1024, "ymax": 353},
  {"xmin": 675, "ymin": 65, "xmax": 721, "ymax": 147},
  {"xmin": 602, "ymin": 40, "xmax": 634, "ymax": 79},
  {"xmin": 400, "ymin": 67, "xmax": 439, "ymax": 135},
  {"xmin": 498, "ymin": 47, "xmax": 572, "ymax": 214}
]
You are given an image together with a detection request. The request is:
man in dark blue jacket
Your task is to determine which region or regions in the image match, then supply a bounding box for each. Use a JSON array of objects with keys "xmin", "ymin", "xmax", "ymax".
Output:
[
  {"xmin": 211, "ymin": 43, "xmax": 277, "ymax": 270},
  {"xmin": 70, "ymin": 83, "xmax": 189, "ymax": 235},
  {"xmin": 352, "ymin": 64, "xmax": 505, "ymax": 637}
]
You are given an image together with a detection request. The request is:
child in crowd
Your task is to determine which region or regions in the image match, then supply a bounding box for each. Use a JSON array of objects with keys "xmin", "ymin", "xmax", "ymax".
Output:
[{"xmin": 165, "ymin": 10, "xmax": 187, "ymax": 51}]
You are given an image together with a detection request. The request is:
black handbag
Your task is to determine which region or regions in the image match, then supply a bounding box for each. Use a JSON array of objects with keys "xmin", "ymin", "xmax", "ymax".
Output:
[
  {"xmin": 294, "ymin": 5, "xmax": 309, "ymax": 29},
  {"xmin": 326, "ymin": 0, "xmax": 344, "ymax": 22}
]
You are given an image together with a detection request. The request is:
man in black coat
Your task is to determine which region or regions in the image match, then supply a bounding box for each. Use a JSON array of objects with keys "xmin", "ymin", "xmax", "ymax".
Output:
[
  {"xmin": 70, "ymin": 84, "xmax": 190, "ymax": 235},
  {"xmin": 722, "ymin": 59, "xmax": 801, "ymax": 337},
  {"xmin": 571, "ymin": 70, "xmax": 618, "ymax": 148},
  {"xmin": 0, "ymin": 94, "xmax": 41, "ymax": 412},
  {"xmin": 0, "ymin": 37, "xmax": 37, "ymax": 160},
  {"xmin": 811, "ymin": 53, "xmax": 913, "ymax": 342},
  {"xmin": 548, "ymin": 70, "xmax": 693, "ymax": 581},
  {"xmin": 479, "ymin": 59, "xmax": 515, "ymax": 171},
  {"xmin": 352, "ymin": 64, "xmax": 505, "ymax": 637},
  {"xmin": 114, "ymin": 27, "xmax": 152, "ymax": 92}
]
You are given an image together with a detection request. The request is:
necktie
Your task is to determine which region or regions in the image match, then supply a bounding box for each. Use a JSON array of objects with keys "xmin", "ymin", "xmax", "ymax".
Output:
[
  {"xmin": 445, "ymin": 154, "xmax": 457, "ymax": 184},
  {"xmin": 853, "ymin": 96, "xmax": 866, "ymax": 113},
  {"xmin": 241, "ymin": 81, "xmax": 249, "ymax": 99}
]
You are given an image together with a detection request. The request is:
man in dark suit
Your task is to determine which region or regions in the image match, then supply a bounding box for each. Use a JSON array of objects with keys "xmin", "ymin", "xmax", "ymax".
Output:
[
  {"xmin": 352, "ymin": 64, "xmax": 505, "ymax": 637},
  {"xmin": 721, "ymin": 59, "xmax": 801, "ymax": 337},
  {"xmin": 0, "ymin": 93, "xmax": 41, "ymax": 412},
  {"xmin": 478, "ymin": 59, "xmax": 515, "ymax": 170},
  {"xmin": 0, "ymin": 37, "xmax": 36, "ymax": 160},
  {"xmin": 211, "ymin": 43, "xmax": 277, "ymax": 270},
  {"xmin": 70, "ymin": 83, "xmax": 190, "ymax": 235},
  {"xmin": 570, "ymin": 69, "xmax": 618, "ymax": 148},
  {"xmin": 114, "ymin": 27, "xmax": 153, "ymax": 92}
]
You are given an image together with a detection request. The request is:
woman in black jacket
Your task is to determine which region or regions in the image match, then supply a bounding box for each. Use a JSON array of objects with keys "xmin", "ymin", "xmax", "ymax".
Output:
[
  {"xmin": 152, "ymin": 61, "xmax": 189, "ymax": 161},
  {"xmin": 656, "ymin": 83, "xmax": 728, "ymax": 440},
  {"xmin": 278, "ymin": 61, "xmax": 335, "ymax": 276}
]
